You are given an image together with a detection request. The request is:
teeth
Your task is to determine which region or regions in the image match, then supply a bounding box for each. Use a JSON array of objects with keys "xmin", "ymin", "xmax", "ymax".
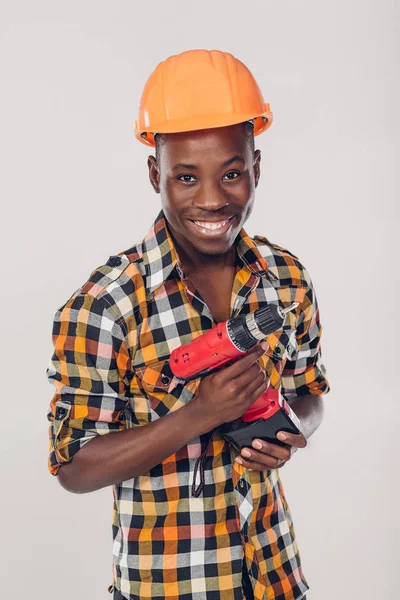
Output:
[{"xmin": 193, "ymin": 220, "xmax": 229, "ymax": 230}]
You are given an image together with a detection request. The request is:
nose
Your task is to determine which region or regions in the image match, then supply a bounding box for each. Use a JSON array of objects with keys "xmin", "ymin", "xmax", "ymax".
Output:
[{"xmin": 192, "ymin": 181, "xmax": 229, "ymax": 212}]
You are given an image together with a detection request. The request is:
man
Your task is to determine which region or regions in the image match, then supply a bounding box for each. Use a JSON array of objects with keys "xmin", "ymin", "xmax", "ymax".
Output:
[{"xmin": 47, "ymin": 49, "xmax": 330, "ymax": 600}]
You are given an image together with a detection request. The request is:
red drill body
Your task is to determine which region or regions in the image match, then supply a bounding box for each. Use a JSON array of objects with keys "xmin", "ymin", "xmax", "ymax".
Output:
[{"xmin": 170, "ymin": 321, "xmax": 245, "ymax": 380}]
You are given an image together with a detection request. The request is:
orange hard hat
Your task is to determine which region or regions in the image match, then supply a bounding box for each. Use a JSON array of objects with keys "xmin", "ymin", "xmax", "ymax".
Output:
[{"xmin": 134, "ymin": 49, "xmax": 273, "ymax": 147}]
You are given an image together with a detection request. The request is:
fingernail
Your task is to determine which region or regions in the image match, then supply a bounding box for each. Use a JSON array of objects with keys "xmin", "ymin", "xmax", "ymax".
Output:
[
  {"xmin": 277, "ymin": 432, "xmax": 287, "ymax": 441},
  {"xmin": 252, "ymin": 440, "xmax": 262, "ymax": 449},
  {"xmin": 242, "ymin": 449, "xmax": 251, "ymax": 458},
  {"xmin": 235, "ymin": 457, "xmax": 243, "ymax": 464},
  {"xmin": 261, "ymin": 341, "xmax": 269, "ymax": 352}
]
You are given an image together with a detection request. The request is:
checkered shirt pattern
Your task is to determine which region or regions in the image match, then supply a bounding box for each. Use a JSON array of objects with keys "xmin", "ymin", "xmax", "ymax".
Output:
[{"xmin": 47, "ymin": 209, "xmax": 330, "ymax": 600}]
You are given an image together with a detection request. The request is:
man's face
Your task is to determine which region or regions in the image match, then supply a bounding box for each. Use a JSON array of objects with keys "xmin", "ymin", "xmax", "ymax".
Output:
[{"xmin": 147, "ymin": 123, "xmax": 261, "ymax": 258}]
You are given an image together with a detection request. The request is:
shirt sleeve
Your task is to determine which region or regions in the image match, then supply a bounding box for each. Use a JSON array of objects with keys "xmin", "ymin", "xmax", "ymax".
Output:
[
  {"xmin": 46, "ymin": 293, "xmax": 132, "ymax": 476},
  {"xmin": 280, "ymin": 267, "xmax": 331, "ymax": 399}
]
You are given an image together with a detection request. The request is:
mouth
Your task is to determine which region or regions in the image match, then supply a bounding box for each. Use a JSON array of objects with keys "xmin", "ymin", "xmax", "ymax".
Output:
[{"xmin": 188, "ymin": 215, "xmax": 236, "ymax": 237}]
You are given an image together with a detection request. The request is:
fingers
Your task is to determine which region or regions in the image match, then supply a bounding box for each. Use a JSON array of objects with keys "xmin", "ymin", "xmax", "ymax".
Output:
[
  {"xmin": 234, "ymin": 433, "xmax": 307, "ymax": 471},
  {"xmin": 235, "ymin": 450, "xmax": 286, "ymax": 470},
  {"xmin": 243, "ymin": 366, "xmax": 268, "ymax": 397},
  {"xmin": 230, "ymin": 350, "xmax": 268, "ymax": 391},
  {"xmin": 235, "ymin": 442, "xmax": 290, "ymax": 470},
  {"xmin": 250, "ymin": 439, "xmax": 291, "ymax": 461},
  {"xmin": 223, "ymin": 342, "xmax": 268, "ymax": 380},
  {"xmin": 276, "ymin": 432, "xmax": 307, "ymax": 449}
]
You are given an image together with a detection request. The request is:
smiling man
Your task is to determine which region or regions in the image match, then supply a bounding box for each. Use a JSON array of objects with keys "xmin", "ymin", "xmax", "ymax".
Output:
[{"xmin": 46, "ymin": 50, "xmax": 330, "ymax": 600}]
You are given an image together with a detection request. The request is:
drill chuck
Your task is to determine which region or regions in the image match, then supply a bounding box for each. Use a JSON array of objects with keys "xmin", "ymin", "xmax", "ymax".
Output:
[{"xmin": 227, "ymin": 302, "xmax": 298, "ymax": 352}]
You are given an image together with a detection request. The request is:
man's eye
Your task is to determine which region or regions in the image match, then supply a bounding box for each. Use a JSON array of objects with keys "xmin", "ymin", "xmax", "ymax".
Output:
[
  {"xmin": 223, "ymin": 171, "xmax": 240, "ymax": 180},
  {"xmin": 178, "ymin": 174, "xmax": 196, "ymax": 183}
]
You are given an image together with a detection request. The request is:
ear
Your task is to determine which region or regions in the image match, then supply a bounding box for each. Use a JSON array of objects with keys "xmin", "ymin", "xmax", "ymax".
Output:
[
  {"xmin": 253, "ymin": 149, "xmax": 261, "ymax": 188},
  {"xmin": 148, "ymin": 155, "xmax": 160, "ymax": 193}
]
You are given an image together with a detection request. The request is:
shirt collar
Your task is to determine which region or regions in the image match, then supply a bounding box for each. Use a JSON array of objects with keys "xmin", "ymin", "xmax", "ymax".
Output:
[{"xmin": 140, "ymin": 209, "xmax": 276, "ymax": 295}]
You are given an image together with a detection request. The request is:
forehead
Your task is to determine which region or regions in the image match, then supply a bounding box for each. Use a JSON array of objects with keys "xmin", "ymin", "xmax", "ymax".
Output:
[{"xmin": 157, "ymin": 123, "xmax": 250, "ymax": 160}]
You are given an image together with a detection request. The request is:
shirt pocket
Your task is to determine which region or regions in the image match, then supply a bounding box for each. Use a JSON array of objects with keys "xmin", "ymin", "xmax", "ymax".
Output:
[{"xmin": 135, "ymin": 360, "xmax": 190, "ymax": 420}]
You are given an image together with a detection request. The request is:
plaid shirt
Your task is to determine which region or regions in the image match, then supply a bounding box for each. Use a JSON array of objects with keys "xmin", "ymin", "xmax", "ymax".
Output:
[{"xmin": 47, "ymin": 209, "xmax": 330, "ymax": 600}]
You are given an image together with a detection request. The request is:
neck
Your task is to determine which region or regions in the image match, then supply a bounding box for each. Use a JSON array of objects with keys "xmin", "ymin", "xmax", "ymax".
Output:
[{"xmin": 171, "ymin": 235, "xmax": 237, "ymax": 277}]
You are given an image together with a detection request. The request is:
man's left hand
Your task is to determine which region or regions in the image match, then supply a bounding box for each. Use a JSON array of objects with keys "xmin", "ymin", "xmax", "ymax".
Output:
[{"xmin": 235, "ymin": 431, "xmax": 307, "ymax": 471}]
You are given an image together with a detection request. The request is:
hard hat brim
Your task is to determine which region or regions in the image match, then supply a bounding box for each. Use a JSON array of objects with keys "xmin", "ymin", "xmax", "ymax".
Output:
[{"xmin": 134, "ymin": 106, "xmax": 273, "ymax": 148}]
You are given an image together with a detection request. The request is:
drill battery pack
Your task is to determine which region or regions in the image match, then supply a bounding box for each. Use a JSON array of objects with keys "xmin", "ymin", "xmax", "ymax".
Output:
[{"xmin": 219, "ymin": 389, "xmax": 301, "ymax": 453}]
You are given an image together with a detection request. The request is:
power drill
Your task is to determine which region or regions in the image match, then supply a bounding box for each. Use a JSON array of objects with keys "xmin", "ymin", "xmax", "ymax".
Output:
[{"xmin": 169, "ymin": 302, "xmax": 302, "ymax": 452}]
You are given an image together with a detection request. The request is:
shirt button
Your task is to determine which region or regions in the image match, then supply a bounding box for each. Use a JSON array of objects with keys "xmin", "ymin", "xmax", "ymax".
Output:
[
  {"xmin": 244, "ymin": 533, "xmax": 249, "ymax": 542},
  {"xmin": 161, "ymin": 375, "xmax": 170, "ymax": 384},
  {"xmin": 240, "ymin": 478, "xmax": 245, "ymax": 488},
  {"xmin": 275, "ymin": 346, "xmax": 282, "ymax": 355},
  {"xmin": 107, "ymin": 256, "xmax": 122, "ymax": 267}
]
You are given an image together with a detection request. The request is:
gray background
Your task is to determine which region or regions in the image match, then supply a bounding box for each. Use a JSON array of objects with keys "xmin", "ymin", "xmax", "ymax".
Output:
[{"xmin": 0, "ymin": 1, "xmax": 397, "ymax": 598}]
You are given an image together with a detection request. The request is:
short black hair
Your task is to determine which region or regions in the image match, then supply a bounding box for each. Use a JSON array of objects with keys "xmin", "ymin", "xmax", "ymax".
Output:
[{"xmin": 154, "ymin": 120, "xmax": 255, "ymax": 161}]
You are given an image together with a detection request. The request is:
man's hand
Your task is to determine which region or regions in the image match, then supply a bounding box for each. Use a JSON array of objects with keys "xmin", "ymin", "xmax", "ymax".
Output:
[
  {"xmin": 234, "ymin": 431, "xmax": 307, "ymax": 470},
  {"xmin": 189, "ymin": 342, "xmax": 270, "ymax": 430}
]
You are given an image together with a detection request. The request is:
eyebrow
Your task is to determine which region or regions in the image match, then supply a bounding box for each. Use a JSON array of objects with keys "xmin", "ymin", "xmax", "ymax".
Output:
[{"xmin": 172, "ymin": 155, "xmax": 246, "ymax": 170}]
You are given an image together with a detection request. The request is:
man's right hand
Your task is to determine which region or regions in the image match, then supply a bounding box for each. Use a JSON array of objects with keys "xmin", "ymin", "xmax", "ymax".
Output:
[{"xmin": 189, "ymin": 342, "xmax": 270, "ymax": 429}]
